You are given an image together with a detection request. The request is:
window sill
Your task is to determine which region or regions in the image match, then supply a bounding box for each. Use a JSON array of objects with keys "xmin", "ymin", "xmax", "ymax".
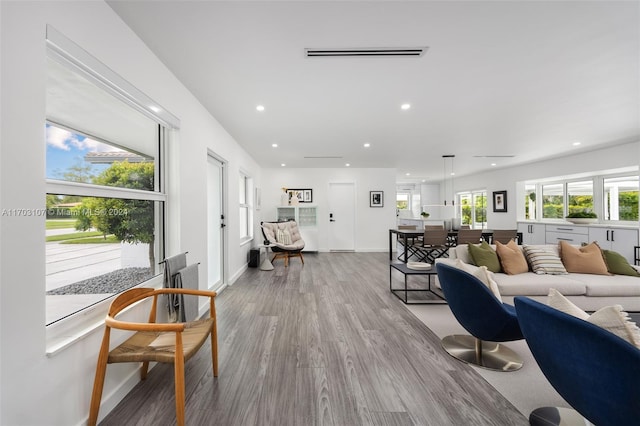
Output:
[{"xmin": 46, "ymin": 275, "xmax": 163, "ymax": 357}]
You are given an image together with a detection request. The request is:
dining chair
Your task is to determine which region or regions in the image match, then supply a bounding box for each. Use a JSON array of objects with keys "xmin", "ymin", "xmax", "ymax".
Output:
[
  {"xmin": 396, "ymin": 225, "xmax": 420, "ymax": 260},
  {"xmin": 89, "ymin": 287, "xmax": 218, "ymax": 426},
  {"xmin": 456, "ymin": 229, "xmax": 483, "ymax": 245},
  {"xmin": 412, "ymin": 229, "xmax": 449, "ymax": 262},
  {"xmin": 491, "ymin": 229, "xmax": 518, "ymax": 244},
  {"xmin": 424, "ymin": 225, "xmax": 444, "ymax": 230}
]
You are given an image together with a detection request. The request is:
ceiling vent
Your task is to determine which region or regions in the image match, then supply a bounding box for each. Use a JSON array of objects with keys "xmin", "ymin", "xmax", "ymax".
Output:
[{"xmin": 305, "ymin": 47, "xmax": 428, "ymax": 58}]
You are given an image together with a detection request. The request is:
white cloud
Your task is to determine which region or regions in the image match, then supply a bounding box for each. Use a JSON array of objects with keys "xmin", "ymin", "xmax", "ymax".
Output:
[
  {"xmin": 46, "ymin": 126, "xmax": 78, "ymax": 151},
  {"xmin": 46, "ymin": 126, "xmax": 124, "ymax": 152}
]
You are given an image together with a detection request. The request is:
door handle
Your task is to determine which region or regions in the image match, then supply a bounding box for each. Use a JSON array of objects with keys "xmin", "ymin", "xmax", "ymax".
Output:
[
  {"xmin": 330, "ymin": 219, "xmax": 336, "ymax": 222},
  {"xmin": 611, "ymin": 230, "xmax": 614, "ymax": 242}
]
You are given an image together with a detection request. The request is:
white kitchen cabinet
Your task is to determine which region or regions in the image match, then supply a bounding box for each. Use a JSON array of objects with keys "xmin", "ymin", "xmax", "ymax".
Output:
[
  {"xmin": 588, "ymin": 226, "xmax": 638, "ymax": 263},
  {"xmin": 545, "ymin": 224, "xmax": 589, "ymax": 246},
  {"xmin": 517, "ymin": 222, "xmax": 546, "ymax": 244}
]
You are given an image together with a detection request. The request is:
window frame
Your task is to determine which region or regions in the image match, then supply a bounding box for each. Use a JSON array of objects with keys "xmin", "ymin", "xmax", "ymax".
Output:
[
  {"xmin": 44, "ymin": 26, "xmax": 179, "ymax": 354},
  {"xmin": 239, "ymin": 172, "xmax": 253, "ymax": 245},
  {"xmin": 457, "ymin": 190, "xmax": 487, "ymax": 229},
  {"xmin": 522, "ymin": 171, "xmax": 639, "ymax": 225}
]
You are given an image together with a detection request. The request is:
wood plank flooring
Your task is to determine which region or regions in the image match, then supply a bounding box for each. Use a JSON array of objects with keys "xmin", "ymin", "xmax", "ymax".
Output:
[{"xmin": 100, "ymin": 252, "xmax": 527, "ymax": 425}]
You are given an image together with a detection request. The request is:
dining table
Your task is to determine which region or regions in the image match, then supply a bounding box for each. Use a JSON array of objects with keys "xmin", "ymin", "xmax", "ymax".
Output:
[{"xmin": 389, "ymin": 228, "xmax": 522, "ymax": 263}]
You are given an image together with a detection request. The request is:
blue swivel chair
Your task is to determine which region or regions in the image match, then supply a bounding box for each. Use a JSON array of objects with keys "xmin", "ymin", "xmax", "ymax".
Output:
[
  {"xmin": 514, "ymin": 296, "xmax": 640, "ymax": 426},
  {"xmin": 436, "ymin": 263, "xmax": 524, "ymax": 371}
]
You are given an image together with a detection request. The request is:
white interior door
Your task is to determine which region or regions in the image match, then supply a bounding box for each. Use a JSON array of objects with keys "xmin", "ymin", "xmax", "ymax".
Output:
[
  {"xmin": 328, "ymin": 182, "xmax": 356, "ymax": 251},
  {"xmin": 207, "ymin": 154, "xmax": 226, "ymax": 290}
]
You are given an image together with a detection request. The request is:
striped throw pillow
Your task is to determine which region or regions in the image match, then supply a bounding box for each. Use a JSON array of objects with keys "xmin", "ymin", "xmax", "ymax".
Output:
[{"xmin": 523, "ymin": 245, "xmax": 568, "ymax": 275}]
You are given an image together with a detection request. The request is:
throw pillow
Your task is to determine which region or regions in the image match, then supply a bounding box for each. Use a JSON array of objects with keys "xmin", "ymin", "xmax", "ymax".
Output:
[
  {"xmin": 276, "ymin": 228, "xmax": 292, "ymax": 245},
  {"xmin": 522, "ymin": 245, "xmax": 568, "ymax": 275},
  {"xmin": 559, "ymin": 241, "xmax": 610, "ymax": 275},
  {"xmin": 548, "ymin": 288, "xmax": 640, "ymax": 349},
  {"xmin": 467, "ymin": 240, "xmax": 502, "ymax": 273},
  {"xmin": 454, "ymin": 259, "xmax": 502, "ymax": 301},
  {"xmin": 495, "ymin": 240, "xmax": 529, "ymax": 275},
  {"xmin": 602, "ymin": 249, "xmax": 640, "ymax": 277}
]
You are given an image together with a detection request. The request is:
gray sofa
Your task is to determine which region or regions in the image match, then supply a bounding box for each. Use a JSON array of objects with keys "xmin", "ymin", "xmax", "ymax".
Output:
[{"xmin": 436, "ymin": 244, "xmax": 640, "ymax": 311}]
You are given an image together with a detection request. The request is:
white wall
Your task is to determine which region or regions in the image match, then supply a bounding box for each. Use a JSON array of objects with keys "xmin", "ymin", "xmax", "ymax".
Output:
[
  {"xmin": 261, "ymin": 168, "xmax": 397, "ymax": 251},
  {"xmin": 0, "ymin": 2, "xmax": 260, "ymax": 424},
  {"xmin": 450, "ymin": 141, "xmax": 640, "ymax": 229}
]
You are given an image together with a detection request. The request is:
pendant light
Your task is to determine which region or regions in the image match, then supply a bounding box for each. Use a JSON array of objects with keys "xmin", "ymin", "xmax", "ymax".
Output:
[{"xmin": 443, "ymin": 154, "xmax": 455, "ymax": 206}]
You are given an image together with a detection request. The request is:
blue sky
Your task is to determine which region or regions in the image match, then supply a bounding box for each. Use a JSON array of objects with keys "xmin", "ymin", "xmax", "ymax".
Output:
[{"xmin": 46, "ymin": 124, "xmax": 112, "ymax": 179}]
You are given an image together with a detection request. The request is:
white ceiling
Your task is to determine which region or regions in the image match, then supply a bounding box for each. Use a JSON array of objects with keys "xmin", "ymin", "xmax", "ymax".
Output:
[{"xmin": 108, "ymin": 1, "xmax": 640, "ymax": 183}]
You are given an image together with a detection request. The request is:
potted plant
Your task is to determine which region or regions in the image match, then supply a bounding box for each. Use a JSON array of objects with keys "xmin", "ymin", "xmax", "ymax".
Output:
[
  {"xmin": 421, "ymin": 211, "xmax": 430, "ymax": 218},
  {"xmin": 565, "ymin": 211, "xmax": 598, "ymax": 224}
]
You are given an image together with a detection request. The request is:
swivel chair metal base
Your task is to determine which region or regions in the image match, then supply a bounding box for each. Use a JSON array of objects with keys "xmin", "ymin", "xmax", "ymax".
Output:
[
  {"xmin": 529, "ymin": 407, "xmax": 593, "ymax": 426},
  {"xmin": 441, "ymin": 335, "xmax": 523, "ymax": 372}
]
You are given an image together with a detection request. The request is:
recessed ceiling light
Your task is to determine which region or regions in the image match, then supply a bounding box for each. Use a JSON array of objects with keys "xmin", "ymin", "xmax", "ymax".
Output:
[
  {"xmin": 401, "ymin": 103, "xmax": 411, "ymax": 110},
  {"xmin": 256, "ymin": 105, "xmax": 265, "ymax": 112},
  {"xmin": 363, "ymin": 143, "xmax": 371, "ymax": 148},
  {"xmin": 450, "ymin": 172, "xmax": 455, "ymax": 176},
  {"xmin": 421, "ymin": 179, "xmax": 426, "ymax": 183},
  {"xmin": 272, "ymin": 143, "xmax": 278, "ymax": 148},
  {"xmin": 572, "ymin": 141, "xmax": 581, "ymax": 146},
  {"xmin": 345, "ymin": 163, "xmax": 350, "ymax": 167},
  {"xmin": 405, "ymin": 172, "xmax": 411, "ymax": 176},
  {"xmin": 149, "ymin": 105, "xmax": 161, "ymax": 113},
  {"xmin": 491, "ymin": 163, "xmax": 497, "ymax": 166},
  {"xmin": 280, "ymin": 163, "xmax": 286, "ymax": 167}
]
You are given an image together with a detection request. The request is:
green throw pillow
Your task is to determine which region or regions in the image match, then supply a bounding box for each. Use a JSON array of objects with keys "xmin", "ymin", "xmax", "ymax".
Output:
[
  {"xmin": 603, "ymin": 250, "xmax": 640, "ymax": 276},
  {"xmin": 467, "ymin": 241, "xmax": 502, "ymax": 273}
]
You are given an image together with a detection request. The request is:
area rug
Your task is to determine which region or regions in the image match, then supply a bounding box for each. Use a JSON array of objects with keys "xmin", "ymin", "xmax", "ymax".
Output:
[{"xmin": 405, "ymin": 303, "xmax": 568, "ymax": 418}]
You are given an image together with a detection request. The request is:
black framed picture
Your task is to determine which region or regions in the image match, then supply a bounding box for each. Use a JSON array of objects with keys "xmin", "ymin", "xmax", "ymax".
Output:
[
  {"xmin": 287, "ymin": 188, "xmax": 313, "ymax": 203},
  {"xmin": 493, "ymin": 190, "xmax": 507, "ymax": 212},
  {"xmin": 370, "ymin": 191, "xmax": 384, "ymax": 207}
]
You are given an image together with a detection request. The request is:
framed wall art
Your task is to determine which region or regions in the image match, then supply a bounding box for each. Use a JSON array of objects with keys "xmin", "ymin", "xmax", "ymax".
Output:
[
  {"xmin": 370, "ymin": 191, "xmax": 384, "ymax": 207},
  {"xmin": 287, "ymin": 188, "xmax": 313, "ymax": 203},
  {"xmin": 493, "ymin": 190, "xmax": 507, "ymax": 212}
]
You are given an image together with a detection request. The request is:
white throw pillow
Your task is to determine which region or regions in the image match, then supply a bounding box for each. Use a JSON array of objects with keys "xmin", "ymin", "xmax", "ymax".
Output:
[
  {"xmin": 276, "ymin": 228, "xmax": 292, "ymax": 245},
  {"xmin": 547, "ymin": 288, "xmax": 640, "ymax": 349},
  {"xmin": 454, "ymin": 259, "xmax": 502, "ymax": 301}
]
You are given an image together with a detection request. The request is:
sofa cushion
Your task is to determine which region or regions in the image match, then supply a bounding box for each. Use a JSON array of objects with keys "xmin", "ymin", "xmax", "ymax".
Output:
[
  {"xmin": 523, "ymin": 245, "xmax": 568, "ymax": 275},
  {"xmin": 570, "ymin": 273, "xmax": 640, "ymax": 297},
  {"xmin": 495, "ymin": 240, "xmax": 528, "ymax": 275},
  {"xmin": 559, "ymin": 241, "xmax": 610, "ymax": 275},
  {"xmin": 548, "ymin": 289, "xmax": 640, "ymax": 349},
  {"xmin": 603, "ymin": 250, "xmax": 640, "ymax": 277},
  {"xmin": 468, "ymin": 241, "xmax": 502, "ymax": 273},
  {"xmin": 492, "ymin": 272, "xmax": 586, "ymax": 296}
]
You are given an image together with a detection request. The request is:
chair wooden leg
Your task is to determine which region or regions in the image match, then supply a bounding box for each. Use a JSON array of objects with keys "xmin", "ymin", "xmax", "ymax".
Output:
[
  {"xmin": 210, "ymin": 298, "xmax": 219, "ymax": 377},
  {"xmin": 174, "ymin": 333, "xmax": 185, "ymax": 426},
  {"xmin": 88, "ymin": 329, "xmax": 111, "ymax": 426},
  {"xmin": 141, "ymin": 361, "xmax": 150, "ymax": 380},
  {"xmin": 299, "ymin": 252, "xmax": 304, "ymax": 264}
]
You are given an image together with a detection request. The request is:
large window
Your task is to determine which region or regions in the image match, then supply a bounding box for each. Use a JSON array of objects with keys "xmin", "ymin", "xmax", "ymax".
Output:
[
  {"xmin": 604, "ymin": 176, "xmax": 639, "ymax": 221},
  {"xmin": 523, "ymin": 173, "xmax": 638, "ymax": 223},
  {"xmin": 542, "ymin": 183, "xmax": 564, "ymax": 219},
  {"xmin": 239, "ymin": 173, "xmax": 253, "ymax": 242},
  {"xmin": 45, "ymin": 34, "xmax": 174, "ymax": 326},
  {"xmin": 524, "ymin": 184, "xmax": 536, "ymax": 220},
  {"xmin": 567, "ymin": 181, "xmax": 594, "ymax": 215},
  {"xmin": 458, "ymin": 190, "xmax": 487, "ymax": 229}
]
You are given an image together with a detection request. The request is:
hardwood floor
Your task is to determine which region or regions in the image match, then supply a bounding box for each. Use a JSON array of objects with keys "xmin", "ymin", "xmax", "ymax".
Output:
[{"xmin": 100, "ymin": 252, "xmax": 527, "ymax": 425}]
